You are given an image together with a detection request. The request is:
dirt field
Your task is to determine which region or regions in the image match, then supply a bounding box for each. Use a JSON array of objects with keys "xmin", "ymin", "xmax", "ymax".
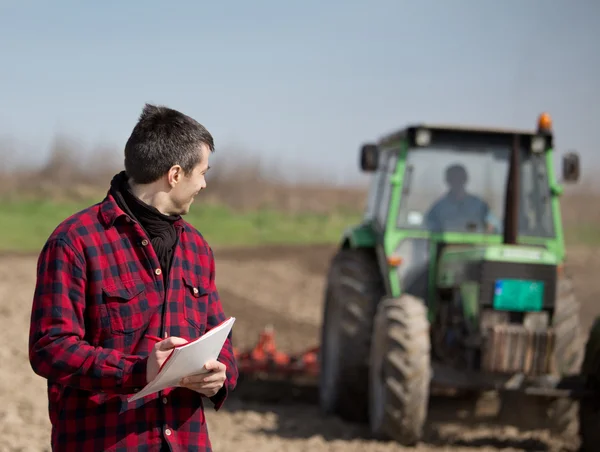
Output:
[{"xmin": 2, "ymin": 244, "xmax": 599, "ymax": 452}]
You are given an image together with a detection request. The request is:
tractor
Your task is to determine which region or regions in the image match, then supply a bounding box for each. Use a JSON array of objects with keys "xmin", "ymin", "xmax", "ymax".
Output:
[
  {"xmin": 316, "ymin": 113, "xmax": 600, "ymax": 448},
  {"xmin": 232, "ymin": 113, "xmax": 600, "ymax": 450}
]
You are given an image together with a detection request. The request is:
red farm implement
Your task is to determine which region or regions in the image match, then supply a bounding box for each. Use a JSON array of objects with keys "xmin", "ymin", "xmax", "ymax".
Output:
[{"xmin": 232, "ymin": 325, "xmax": 320, "ymax": 380}]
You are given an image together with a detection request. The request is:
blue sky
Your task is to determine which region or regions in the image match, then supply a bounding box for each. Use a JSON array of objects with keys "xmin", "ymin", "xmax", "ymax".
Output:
[{"xmin": 0, "ymin": 0, "xmax": 598, "ymax": 186}]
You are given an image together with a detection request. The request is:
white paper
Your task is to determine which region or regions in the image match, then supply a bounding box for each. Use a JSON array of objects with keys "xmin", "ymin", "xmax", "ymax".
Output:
[{"xmin": 128, "ymin": 317, "xmax": 236, "ymax": 402}]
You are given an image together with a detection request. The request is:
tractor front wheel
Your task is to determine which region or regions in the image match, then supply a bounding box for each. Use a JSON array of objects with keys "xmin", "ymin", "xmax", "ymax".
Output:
[{"xmin": 368, "ymin": 294, "xmax": 432, "ymax": 446}]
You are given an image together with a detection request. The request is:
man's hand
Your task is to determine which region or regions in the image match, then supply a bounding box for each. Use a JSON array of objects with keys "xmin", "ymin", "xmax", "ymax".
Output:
[
  {"xmin": 180, "ymin": 360, "xmax": 227, "ymax": 397},
  {"xmin": 146, "ymin": 336, "xmax": 189, "ymax": 383}
]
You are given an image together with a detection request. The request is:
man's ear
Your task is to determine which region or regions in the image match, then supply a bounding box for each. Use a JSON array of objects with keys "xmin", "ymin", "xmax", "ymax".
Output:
[{"xmin": 167, "ymin": 165, "xmax": 183, "ymax": 188}]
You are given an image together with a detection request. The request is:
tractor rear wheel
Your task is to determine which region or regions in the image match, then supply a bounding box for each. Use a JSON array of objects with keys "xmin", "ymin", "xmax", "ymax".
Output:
[
  {"xmin": 319, "ymin": 247, "xmax": 385, "ymax": 422},
  {"xmin": 368, "ymin": 295, "xmax": 431, "ymax": 446},
  {"xmin": 544, "ymin": 277, "xmax": 583, "ymax": 436},
  {"xmin": 578, "ymin": 317, "xmax": 600, "ymax": 451}
]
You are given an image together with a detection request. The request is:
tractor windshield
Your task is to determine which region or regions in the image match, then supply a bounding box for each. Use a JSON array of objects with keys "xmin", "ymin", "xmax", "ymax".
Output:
[{"xmin": 396, "ymin": 144, "xmax": 555, "ymax": 238}]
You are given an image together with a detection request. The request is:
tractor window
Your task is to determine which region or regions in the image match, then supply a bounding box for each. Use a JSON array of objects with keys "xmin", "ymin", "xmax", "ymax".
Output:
[
  {"xmin": 519, "ymin": 152, "xmax": 555, "ymax": 237},
  {"xmin": 376, "ymin": 152, "xmax": 398, "ymax": 227},
  {"xmin": 396, "ymin": 145, "xmax": 555, "ymax": 238},
  {"xmin": 363, "ymin": 158, "xmax": 386, "ymax": 221},
  {"xmin": 363, "ymin": 150, "xmax": 399, "ymax": 226}
]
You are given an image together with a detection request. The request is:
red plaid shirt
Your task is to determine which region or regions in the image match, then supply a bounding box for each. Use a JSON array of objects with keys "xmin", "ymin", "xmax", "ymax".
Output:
[{"xmin": 28, "ymin": 191, "xmax": 238, "ymax": 452}]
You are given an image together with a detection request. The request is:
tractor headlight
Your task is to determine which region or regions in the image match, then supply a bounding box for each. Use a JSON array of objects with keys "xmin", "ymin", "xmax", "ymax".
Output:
[
  {"xmin": 415, "ymin": 128, "xmax": 431, "ymax": 146},
  {"xmin": 531, "ymin": 136, "xmax": 546, "ymax": 153}
]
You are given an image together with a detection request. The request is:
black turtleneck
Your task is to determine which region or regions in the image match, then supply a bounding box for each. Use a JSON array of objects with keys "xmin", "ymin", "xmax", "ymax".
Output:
[{"xmin": 109, "ymin": 171, "xmax": 180, "ymax": 282}]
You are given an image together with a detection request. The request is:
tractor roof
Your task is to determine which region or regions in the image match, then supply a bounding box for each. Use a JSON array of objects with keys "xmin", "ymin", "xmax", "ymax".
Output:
[{"xmin": 378, "ymin": 120, "xmax": 553, "ymax": 148}]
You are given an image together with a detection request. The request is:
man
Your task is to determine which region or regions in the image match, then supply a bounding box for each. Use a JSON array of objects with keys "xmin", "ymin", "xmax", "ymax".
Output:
[
  {"xmin": 28, "ymin": 104, "xmax": 238, "ymax": 452},
  {"xmin": 425, "ymin": 163, "xmax": 500, "ymax": 233}
]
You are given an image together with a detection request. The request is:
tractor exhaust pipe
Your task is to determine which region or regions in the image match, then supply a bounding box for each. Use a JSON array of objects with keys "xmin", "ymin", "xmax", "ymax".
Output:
[{"xmin": 503, "ymin": 134, "xmax": 520, "ymax": 245}]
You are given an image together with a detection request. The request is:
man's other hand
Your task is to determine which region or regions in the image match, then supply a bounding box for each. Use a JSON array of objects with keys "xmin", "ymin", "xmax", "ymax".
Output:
[
  {"xmin": 179, "ymin": 360, "xmax": 226, "ymax": 397},
  {"xmin": 146, "ymin": 336, "xmax": 189, "ymax": 383}
]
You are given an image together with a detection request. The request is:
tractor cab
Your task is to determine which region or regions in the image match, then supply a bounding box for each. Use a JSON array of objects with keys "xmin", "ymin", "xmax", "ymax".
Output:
[{"xmin": 353, "ymin": 114, "xmax": 580, "ymax": 309}]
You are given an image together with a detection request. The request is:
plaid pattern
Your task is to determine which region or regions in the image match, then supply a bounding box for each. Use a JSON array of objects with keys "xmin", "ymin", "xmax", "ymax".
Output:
[{"xmin": 29, "ymin": 191, "xmax": 238, "ymax": 452}]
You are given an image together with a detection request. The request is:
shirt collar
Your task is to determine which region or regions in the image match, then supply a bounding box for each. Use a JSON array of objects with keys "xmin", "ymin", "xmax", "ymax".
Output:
[{"xmin": 99, "ymin": 191, "xmax": 185, "ymax": 231}]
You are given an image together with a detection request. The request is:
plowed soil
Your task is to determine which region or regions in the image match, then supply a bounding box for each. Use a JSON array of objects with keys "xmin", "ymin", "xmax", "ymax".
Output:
[{"xmin": 2, "ymin": 243, "xmax": 599, "ymax": 452}]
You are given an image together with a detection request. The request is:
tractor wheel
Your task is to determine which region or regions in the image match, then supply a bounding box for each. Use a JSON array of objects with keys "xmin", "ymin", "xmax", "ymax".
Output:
[
  {"xmin": 368, "ymin": 295, "xmax": 431, "ymax": 446},
  {"xmin": 578, "ymin": 317, "xmax": 600, "ymax": 451},
  {"xmin": 543, "ymin": 277, "xmax": 583, "ymax": 436},
  {"xmin": 318, "ymin": 247, "xmax": 385, "ymax": 423},
  {"xmin": 499, "ymin": 277, "xmax": 583, "ymax": 437}
]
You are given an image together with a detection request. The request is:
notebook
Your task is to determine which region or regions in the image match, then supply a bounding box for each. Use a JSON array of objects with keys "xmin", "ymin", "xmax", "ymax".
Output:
[{"xmin": 128, "ymin": 316, "xmax": 236, "ymax": 402}]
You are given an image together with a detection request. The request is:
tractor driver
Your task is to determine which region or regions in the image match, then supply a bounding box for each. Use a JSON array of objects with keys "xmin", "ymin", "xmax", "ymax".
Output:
[{"xmin": 424, "ymin": 163, "xmax": 500, "ymax": 233}]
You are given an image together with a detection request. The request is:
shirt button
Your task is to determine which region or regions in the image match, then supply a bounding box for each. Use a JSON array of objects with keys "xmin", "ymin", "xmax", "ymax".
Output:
[
  {"xmin": 193, "ymin": 287, "xmax": 199, "ymax": 295},
  {"xmin": 141, "ymin": 239, "xmax": 149, "ymax": 246},
  {"xmin": 162, "ymin": 397, "xmax": 168, "ymax": 404},
  {"xmin": 155, "ymin": 268, "xmax": 162, "ymax": 276},
  {"xmin": 165, "ymin": 428, "xmax": 172, "ymax": 436}
]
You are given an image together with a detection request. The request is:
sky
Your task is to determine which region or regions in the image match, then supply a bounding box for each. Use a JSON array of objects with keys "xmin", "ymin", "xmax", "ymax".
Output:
[{"xmin": 0, "ymin": 0, "xmax": 598, "ymax": 186}]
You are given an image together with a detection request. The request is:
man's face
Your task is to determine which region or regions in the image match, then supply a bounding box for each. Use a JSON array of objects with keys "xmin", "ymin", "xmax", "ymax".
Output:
[
  {"xmin": 166, "ymin": 143, "xmax": 210, "ymax": 215},
  {"xmin": 448, "ymin": 173, "xmax": 466, "ymax": 190},
  {"xmin": 446, "ymin": 168, "xmax": 467, "ymax": 196}
]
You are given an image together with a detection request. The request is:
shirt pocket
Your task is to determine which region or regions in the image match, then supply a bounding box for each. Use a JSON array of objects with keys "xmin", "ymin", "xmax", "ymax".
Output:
[
  {"xmin": 182, "ymin": 275, "xmax": 208, "ymax": 334},
  {"xmin": 101, "ymin": 279, "xmax": 151, "ymax": 335}
]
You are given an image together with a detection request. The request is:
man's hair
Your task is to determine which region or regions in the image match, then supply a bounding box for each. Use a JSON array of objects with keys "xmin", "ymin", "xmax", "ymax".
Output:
[{"xmin": 124, "ymin": 104, "xmax": 215, "ymax": 184}]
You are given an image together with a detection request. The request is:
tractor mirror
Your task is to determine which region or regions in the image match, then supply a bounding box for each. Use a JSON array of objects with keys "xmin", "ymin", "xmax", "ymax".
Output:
[
  {"xmin": 562, "ymin": 152, "xmax": 580, "ymax": 182},
  {"xmin": 360, "ymin": 144, "xmax": 379, "ymax": 172}
]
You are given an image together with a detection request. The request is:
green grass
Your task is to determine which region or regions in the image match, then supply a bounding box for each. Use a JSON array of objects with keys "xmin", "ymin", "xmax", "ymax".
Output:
[
  {"xmin": 2, "ymin": 198, "xmax": 597, "ymax": 253},
  {"xmin": 0, "ymin": 199, "xmax": 363, "ymax": 253}
]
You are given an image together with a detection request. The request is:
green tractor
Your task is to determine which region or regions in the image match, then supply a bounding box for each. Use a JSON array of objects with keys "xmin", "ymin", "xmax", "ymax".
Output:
[{"xmin": 318, "ymin": 114, "xmax": 600, "ymax": 448}]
